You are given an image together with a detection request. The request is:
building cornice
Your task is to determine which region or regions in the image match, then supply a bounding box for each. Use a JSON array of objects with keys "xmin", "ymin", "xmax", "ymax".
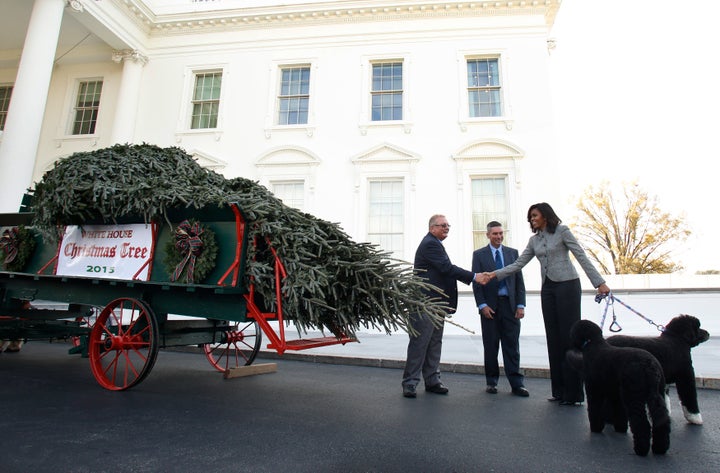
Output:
[{"xmin": 112, "ymin": 0, "xmax": 561, "ymax": 36}]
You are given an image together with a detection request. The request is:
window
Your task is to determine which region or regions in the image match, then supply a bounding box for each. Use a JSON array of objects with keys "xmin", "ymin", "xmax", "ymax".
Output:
[
  {"xmin": 272, "ymin": 181, "xmax": 305, "ymax": 211},
  {"xmin": 471, "ymin": 177, "xmax": 508, "ymax": 248},
  {"xmin": 368, "ymin": 180, "xmax": 404, "ymax": 256},
  {"xmin": 191, "ymin": 71, "xmax": 222, "ymax": 129},
  {"xmin": 371, "ymin": 62, "xmax": 403, "ymax": 121},
  {"xmin": 72, "ymin": 80, "xmax": 102, "ymax": 135},
  {"xmin": 0, "ymin": 85, "xmax": 12, "ymax": 131},
  {"xmin": 278, "ymin": 66, "xmax": 310, "ymax": 125},
  {"xmin": 467, "ymin": 58, "xmax": 502, "ymax": 117}
]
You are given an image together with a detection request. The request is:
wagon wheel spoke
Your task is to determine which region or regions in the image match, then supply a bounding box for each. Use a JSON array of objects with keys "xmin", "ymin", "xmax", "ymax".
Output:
[
  {"xmin": 88, "ymin": 298, "xmax": 159, "ymax": 391},
  {"xmin": 203, "ymin": 320, "xmax": 261, "ymax": 372}
]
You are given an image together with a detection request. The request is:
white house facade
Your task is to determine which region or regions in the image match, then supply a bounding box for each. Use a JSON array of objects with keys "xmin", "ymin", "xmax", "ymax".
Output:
[
  {"xmin": 1, "ymin": 0, "xmax": 565, "ymax": 286},
  {"xmin": 4, "ymin": 0, "xmax": 720, "ymax": 340}
]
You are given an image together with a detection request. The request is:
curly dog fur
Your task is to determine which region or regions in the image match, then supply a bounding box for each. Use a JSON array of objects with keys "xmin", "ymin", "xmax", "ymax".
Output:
[
  {"xmin": 607, "ymin": 314, "xmax": 709, "ymax": 425},
  {"xmin": 569, "ymin": 319, "xmax": 670, "ymax": 456}
]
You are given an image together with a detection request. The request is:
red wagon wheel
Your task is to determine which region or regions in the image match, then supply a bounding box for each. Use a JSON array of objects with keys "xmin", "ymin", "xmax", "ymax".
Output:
[
  {"xmin": 88, "ymin": 297, "xmax": 159, "ymax": 391},
  {"xmin": 203, "ymin": 320, "xmax": 262, "ymax": 372}
]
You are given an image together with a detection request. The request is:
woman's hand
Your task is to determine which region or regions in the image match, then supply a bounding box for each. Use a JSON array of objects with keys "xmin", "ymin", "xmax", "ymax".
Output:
[
  {"xmin": 597, "ymin": 283, "xmax": 610, "ymax": 295},
  {"xmin": 475, "ymin": 272, "xmax": 495, "ymax": 285}
]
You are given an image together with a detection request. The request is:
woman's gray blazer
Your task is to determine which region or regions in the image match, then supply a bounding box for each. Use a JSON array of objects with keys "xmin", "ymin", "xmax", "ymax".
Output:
[{"xmin": 494, "ymin": 224, "xmax": 606, "ymax": 288}]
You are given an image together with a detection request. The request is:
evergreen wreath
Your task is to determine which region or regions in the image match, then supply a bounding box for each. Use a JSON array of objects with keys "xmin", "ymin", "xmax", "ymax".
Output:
[
  {"xmin": 163, "ymin": 219, "xmax": 218, "ymax": 284},
  {"xmin": 0, "ymin": 225, "xmax": 37, "ymax": 272}
]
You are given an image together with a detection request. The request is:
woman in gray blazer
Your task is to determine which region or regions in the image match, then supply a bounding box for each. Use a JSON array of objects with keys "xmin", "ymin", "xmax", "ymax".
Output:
[{"xmin": 479, "ymin": 203, "xmax": 610, "ymax": 405}]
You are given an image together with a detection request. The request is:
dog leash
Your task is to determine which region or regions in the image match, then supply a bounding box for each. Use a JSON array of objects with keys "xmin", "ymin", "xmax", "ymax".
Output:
[
  {"xmin": 595, "ymin": 293, "xmax": 622, "ymax": 332},
  {"xmin": 595, "ymin": 292, "xmax": 665, "ymax": 332}
]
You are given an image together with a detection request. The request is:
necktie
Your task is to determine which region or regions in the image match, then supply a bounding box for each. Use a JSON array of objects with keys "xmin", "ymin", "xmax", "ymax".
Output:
[{"xmin": 495, "ymin": 249, "xmax": 507, "ymax": 293}]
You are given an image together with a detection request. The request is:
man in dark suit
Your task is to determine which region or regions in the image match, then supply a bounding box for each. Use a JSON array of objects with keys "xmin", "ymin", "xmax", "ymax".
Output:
[
  {"xmin": 472, "ymin": 221, "xmax": 529, "ymax": 397},
  {"xmin": 402, "ymin": 214, "xmax": 480, "ymax": 398}
]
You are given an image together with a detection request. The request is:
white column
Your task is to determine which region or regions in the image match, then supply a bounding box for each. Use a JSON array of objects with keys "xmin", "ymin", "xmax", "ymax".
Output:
[
  {"xmin": 110, "ymin": 49, "xmax": 148, "ymax": 145},
  {"xmin": 0, "ymin": 0, "xmax": 65, "ymax": 213}
]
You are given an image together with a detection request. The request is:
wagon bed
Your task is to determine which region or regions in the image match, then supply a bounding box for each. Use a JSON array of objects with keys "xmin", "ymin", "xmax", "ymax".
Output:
[{"xmin": 0, "ymin": 201, "xmax": 356, "ymax": 390}]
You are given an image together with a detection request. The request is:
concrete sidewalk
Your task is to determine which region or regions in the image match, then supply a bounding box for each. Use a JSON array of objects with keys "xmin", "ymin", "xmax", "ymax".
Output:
[{"xmin": 260, "ymin": 332, "xmax": 720, "ymax": 390}]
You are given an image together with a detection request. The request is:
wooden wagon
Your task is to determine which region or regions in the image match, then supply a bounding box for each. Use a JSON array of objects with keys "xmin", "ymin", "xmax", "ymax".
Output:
[{"xmin": 0, "ymin": 200, "xmax": 355, "ymax": 390}]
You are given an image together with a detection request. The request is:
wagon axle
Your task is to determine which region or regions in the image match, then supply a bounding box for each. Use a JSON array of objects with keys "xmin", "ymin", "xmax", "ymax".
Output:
[{"xmin": 100, "ymin": 333, "xmax": 149, "ymax": 351}]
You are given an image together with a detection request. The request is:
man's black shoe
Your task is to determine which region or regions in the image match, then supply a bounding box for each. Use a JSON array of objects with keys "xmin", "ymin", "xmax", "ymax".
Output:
[
  {"xmin": 512, "ymin": 387, "xmax": 530, "ymax": 397},
  {"xmin": 485, "ymin": 386, "xmax": 498, "ymax": 394},
  {"xmin": 425, "ymin": 383, "xmax": 449, "ymax": 394},
  {"xmin": 402, "ymin": 385, "xmax": 417, "ymax": 398}
]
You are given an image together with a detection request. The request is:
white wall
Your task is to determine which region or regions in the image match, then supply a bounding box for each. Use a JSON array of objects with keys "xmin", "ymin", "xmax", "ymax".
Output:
[
  {"xmin": 453, "ymin": 290, "xmax": 720, "ymax": 337},
  {"xmin": 16, "ymin": 9, "xmax": 559, "ymax": 267}
]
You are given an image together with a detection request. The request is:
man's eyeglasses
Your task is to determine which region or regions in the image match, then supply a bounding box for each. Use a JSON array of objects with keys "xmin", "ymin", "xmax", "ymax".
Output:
[{"xmin": 432, "ymin": 223, "xmax": 451, "ymax": 228}]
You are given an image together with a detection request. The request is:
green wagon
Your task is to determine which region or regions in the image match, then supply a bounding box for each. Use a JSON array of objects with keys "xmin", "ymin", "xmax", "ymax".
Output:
[{"xmin": 0, "ymin": 202, "xmax": 355, "ymax": 391}]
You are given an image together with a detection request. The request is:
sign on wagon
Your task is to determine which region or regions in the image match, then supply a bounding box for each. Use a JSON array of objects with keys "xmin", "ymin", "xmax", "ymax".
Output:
[{"xmin": 56, "ymin": 224, "xmax": 154, "ymax": 280}]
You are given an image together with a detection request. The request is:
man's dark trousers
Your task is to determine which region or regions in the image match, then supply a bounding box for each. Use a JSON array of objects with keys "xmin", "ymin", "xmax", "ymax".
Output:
[
  {"xmin": 481, "ymin": 296, "xmax": 523, "ymax": 389},
  {"xmin": 402, "ymin": 313, "xmax": 444, "ymax": 388}
]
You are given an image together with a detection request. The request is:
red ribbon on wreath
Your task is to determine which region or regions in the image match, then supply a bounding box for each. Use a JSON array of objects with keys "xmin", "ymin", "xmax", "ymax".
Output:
[
  {"xmin": 171, "ymin": 220, "xmax": 204, "ymax": 283},
  {"xmin": 0, "ymin": 227, "xmax": 19, "ymax": 264}
]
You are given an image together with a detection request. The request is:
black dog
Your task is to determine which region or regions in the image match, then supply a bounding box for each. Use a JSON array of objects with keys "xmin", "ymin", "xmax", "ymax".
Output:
[
  {"xmin": 569, "ymin": 320, "xmax": 670, "ymax": 456},
  {"xmin": 607, "ymin": 314, "xmax": 709, "ymax": 424}
]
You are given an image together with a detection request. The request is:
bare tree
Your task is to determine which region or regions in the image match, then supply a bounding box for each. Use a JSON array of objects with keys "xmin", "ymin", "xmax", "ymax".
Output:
[{"xmin": 571, "ymin": 181, "xmax": 690, "ymax": 274}]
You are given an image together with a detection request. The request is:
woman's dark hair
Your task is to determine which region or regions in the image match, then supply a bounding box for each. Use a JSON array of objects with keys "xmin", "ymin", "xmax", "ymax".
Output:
[{"xmin": 527, "ymin": 202, "xmax": 561, "ymax": 233}]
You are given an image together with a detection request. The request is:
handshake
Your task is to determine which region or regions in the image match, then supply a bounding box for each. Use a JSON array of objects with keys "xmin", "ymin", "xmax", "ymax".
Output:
[{"xmin": 474, "ymin": 272, "xmax": 495, "ymax": 285}]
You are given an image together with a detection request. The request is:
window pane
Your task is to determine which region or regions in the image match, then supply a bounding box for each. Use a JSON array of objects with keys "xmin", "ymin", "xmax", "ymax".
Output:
[
  {"xmin": 72, "ymin": 80, "xmax": 103, "ymax": 135},
  {"xmin": 471, "ymin": 177, "xmax": 508, "ymax": 249},
  {"xmin": 371, "ymin": 62, "xmax": 403, "ymax": 121},
  {"xmin": 279, "ymin": 96, "xmax": 309, "ymax": 125},
  {"xmin": 272, "ymin": 181, "xmax": 305, "ymax": 211},
  {"xmin": 194, "ymin": 72, "xmax": 222, "ymax": 101},
  {"xmin": 278, "ymin": 66, "xmax": 311, "ymax": 125},
  {"xmin": 373, "ymin": 63, "xmax": 402, "ymax": 92},
  {"xmin": 0, "ymin": 85, "xmax": 13, "ymax": 131},
  {"xmin": 469, "ymin": 90, "xmax": 502, "ymax": 118},
  {"xmin": 467, "ymin": 58, "xmax": 502, "ymax": 117},
  {"xmin": 467, "ymin": 58, "xmax": 499, "ymax": 87},
  {"xmin": 191, "ymin": 72, "xmax": 222, "ymax": 129},
  {"xmin": 191, "ymin": 101, "xmax": 219, "ymax": 129},
  {"xmin": 371, "ymin": 92, "xmax": 403, "ymax": 121},
  {"xmin": 368, "ymin": 180, "xmax": 404, "ymax": 257}
]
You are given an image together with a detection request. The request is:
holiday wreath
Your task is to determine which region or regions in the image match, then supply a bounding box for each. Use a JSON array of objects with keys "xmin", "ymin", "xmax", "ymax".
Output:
[
  {"xmin": 163, "ymin": 219, "xmax": 218, "ymax": 284},
  {"xmin": 0, "ymin": 225, "xmax": 37, "ymax": 272}
]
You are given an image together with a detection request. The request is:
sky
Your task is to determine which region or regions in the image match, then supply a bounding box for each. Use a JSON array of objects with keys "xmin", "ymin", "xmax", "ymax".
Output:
[{"xmin": 547, "ymin": 0, "xmax": 720, "ymax": 274}]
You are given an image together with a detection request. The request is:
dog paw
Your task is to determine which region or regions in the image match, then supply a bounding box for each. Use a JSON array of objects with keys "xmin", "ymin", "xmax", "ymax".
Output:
[
  {"xmin": 682, "ymin": 406, "xmax": 703, "ymax": 425},
  {"xmin": 633, "ymin": 442, "xmax": 650, "ymax": 457},
  {"xmin": 652, "ymin": 440, "xmax": 670, "ymax": 455}
]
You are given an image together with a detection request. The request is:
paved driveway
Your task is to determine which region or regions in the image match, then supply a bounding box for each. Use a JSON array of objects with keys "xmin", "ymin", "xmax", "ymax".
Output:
[{"xmin": 1, "ymin": 342, "xmax": 719, "ymax": 473}]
